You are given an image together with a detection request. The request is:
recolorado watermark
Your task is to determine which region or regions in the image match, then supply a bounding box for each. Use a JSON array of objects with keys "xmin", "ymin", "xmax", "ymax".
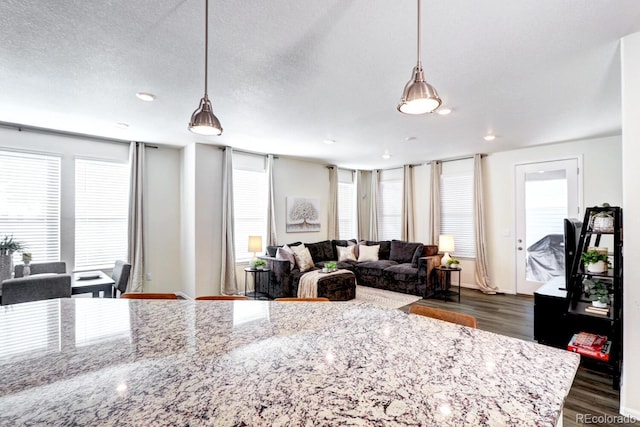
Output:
[{"xmin": 575, "ymin": 413, "xmax": 638, "ymax": 424}]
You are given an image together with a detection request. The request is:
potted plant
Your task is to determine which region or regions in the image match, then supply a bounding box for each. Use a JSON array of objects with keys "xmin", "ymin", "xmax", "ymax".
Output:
[
  {"xmin": 323, "ymin": 261, "xmax": 338, "ymax": 273},
  {"xmin": 446, "ymin": 258, "xmax": 460, "ymax": 269},
  {"xmin": 252, "ymin": 259, "xmax": 267, "ymax": 270},
  {"xmin": 0, "ymin": 235, "xmax": 26, "ymax": 282},
  {"xmin": 580, "ymin": 249, "xmax": 608, "ymax": 273},
  {"xmin": 583, "ymin": 278, "xmax": 610, "ymax": 308}
]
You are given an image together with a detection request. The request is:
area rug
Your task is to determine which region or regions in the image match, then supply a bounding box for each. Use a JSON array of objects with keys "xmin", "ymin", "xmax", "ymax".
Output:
[{"xmin": 354, "ymin": 285, "xmax": 422, "ymax": 309}]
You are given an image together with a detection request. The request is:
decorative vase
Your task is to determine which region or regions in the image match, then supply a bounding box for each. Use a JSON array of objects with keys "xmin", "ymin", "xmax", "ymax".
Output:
[
  {"xmin": 23, "ymin": 260, "xmax": 31, "ymax": 277},
  {"xmin": 0, "ymin": 253, "xmax": 13, "ymax": 282},
  {"xmin": 586, "ymin": 261, "xmax": 605, "ymax": 273},
  {"xmin": 592, "ymin": 300, "xmax": 607, "ymax": 308}
]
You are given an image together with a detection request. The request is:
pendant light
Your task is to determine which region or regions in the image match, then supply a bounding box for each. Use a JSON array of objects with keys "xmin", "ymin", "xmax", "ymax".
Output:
[
  {"xmin": 397, "ymin": 0, "xmax": 441, "ymax": 115},
  {"xmin": 189, "ymin": 0, "xmax": 223, "ymax": 135}
]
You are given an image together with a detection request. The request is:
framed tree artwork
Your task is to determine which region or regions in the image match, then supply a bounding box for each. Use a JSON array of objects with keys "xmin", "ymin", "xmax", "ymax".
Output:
[{"xmin": 286, "ymin": 197, "xmax": 321, "ymax": 232}]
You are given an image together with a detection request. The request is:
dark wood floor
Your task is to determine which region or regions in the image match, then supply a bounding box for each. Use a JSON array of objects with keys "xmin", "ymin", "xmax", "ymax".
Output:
[{"xmin": 401, "ymin": 288, "xmax": 633, "ymax": 427}]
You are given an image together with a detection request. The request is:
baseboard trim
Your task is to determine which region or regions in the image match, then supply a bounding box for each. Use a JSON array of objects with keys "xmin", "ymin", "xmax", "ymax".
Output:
[
  {"xmin": 175, "ymin": 291, "xmax": 192, "ymax": 300},
  {"xmin": 460, "ymin": 283, "xmax": 515, "ymax": 295},
  {"xmin": 619, "ymin": 406, "xmax": 640, "ymax": 421}
]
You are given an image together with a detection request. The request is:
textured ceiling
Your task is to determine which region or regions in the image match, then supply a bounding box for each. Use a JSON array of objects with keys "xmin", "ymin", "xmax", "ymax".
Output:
[{"xmin": 1, "ymin": 0, "xmax": 639, "ymax": 169}]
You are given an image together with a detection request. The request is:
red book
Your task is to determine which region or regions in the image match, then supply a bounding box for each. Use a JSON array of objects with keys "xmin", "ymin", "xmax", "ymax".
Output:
[
  {"xmin": 568, "ymin": 334, "xmax": 611, "ymax": 361},
  {"xmin": 572, "ymin": 332, "xmax": 607, "ymax": 350}
]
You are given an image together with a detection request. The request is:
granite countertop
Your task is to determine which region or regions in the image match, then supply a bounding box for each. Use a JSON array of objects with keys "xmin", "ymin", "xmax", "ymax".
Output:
[{"xmin": 0, "ymin": 298, "xmax": 579, "ymax": 426}]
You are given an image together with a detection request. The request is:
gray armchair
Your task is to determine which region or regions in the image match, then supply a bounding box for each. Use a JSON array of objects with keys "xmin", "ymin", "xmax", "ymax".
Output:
[
  {"xmin": 1, "ymin": 274, "xmax": 72, "ymax": 305},
  {"xmin": 14, "ymin": 261, "xmax": 66, "ymax": 278}
]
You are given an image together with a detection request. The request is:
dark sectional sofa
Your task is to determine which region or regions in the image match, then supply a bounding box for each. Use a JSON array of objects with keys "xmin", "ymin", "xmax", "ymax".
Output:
[{"xmin": 259, "ymin": 239, "xmax": 442, "ymax": 299}]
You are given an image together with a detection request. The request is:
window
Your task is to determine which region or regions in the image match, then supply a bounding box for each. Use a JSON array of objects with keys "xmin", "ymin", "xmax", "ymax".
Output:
[
  {"xmin": 338, "ymin": 170, "xmax": 357, "ymax": 239},
  {"xmin": 440, "ymin": 169, "xmax": 476, "ymax": 258},
  {"xmin": 75, "ymin": 158, "xmax": 129, "ymax": 270},
  {"xmin": 377, "ymin": 169, "xmax": 402, "ymax": 241},
  {"xmin": 233, "ymin": 154, "xmax": 267, "ymax": 262},
  {"xmin": 0, "ymin": 150, "xmax": 61, "ymax": 264}
]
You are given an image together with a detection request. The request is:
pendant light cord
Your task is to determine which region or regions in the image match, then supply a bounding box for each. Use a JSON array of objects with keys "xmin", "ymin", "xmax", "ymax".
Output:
[
  {"xmin": 417, "ymin": 0, "xmax": 422, "ymax": 66},
  {"xmin": 204, "ymin": 0, "xmax": 209, "ymax": 97}
]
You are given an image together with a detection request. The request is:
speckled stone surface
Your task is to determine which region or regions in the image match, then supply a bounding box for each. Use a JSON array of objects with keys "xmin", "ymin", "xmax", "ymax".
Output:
[{"xmin": 0, "ymin": 298, "xmax": 579, "ymax": 426}]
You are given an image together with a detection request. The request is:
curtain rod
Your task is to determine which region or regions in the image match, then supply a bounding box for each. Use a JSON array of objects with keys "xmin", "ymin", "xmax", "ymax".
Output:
[
  {"xmin": 217, "ymin": 145, "xmax": 278, "ymax": 159},
  {"xmin": 0, "ymin": 121, "xmax": 159, "ymax": 149},
  {"xmin": 426, "ymin": 153, "xmax": 486, "ymax": 165}
]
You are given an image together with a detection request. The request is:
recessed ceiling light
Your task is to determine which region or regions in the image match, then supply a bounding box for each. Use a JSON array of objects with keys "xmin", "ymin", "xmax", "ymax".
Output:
[
  {"xmin": 405, "ymin": 136, "xmax": 417, "ymax": 142},
  {"xmin": 136, "ymin": 92, "xmax": 156, "ymax": 102},
  {"xmin": 437, "ymin": 107, "xmax": 452, "ymax": 115},
  {"xmin": 114, "ymin": 122, "xmax": 129, "ymax": 129},
  {"xmin": 381, "ymin": 152, "xmax": 392, "ymax": 160},
  {"xmin": 323, "ymin": 139, "xmax": 336, "ymax": 145},
  {"xmin": 483, "ymin": 134, "xmax": 496, "ymax": 141}
]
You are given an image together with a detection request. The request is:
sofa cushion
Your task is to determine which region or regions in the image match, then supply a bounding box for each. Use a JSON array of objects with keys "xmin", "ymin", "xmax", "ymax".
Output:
[
  {"xmin": 411, "ymin": 244, "xmax": 425, "ymax": 267},
  {"xmin": 364, "ymin": 240, "xmax": 391, "ymax": 260},
  {"xmin": 292, "ymin": 245, "xmax": 315, "ymax": 272},
  {"xmin": 390, "ymin": 241, "xmax": 423, "ymax": 265},
  {"xmin": 332, "ymin": 239, "xmax": 357, "ymax": 259},
  {"xmin": 266, "ymin": 245, "xmax": 281, "ymax": 257},
  {"xmin": 276, "ymin": 245, "xmax": 296, "ymax": 269},
  {"xmin": 384, "ymin": 263, "xmax": 419, "ymax": 282},
  {"xmin": 305, "ymin": 240, "xmax": 334, "ymax": 262},
  {"xmin": 337, "ymin": 245, "xmax": 357, "ymax": 262},
  {"xmin": 356, "ymin": 260, "xmax": 398, "ymax": 276},
  {"xmin": 358, "ymin": 244, "xmax": 380, "ymax": 262}
]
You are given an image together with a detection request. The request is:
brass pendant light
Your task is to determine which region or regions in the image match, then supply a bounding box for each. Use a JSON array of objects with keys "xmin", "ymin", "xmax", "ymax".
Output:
[
  {"xmin": 189, "ymin": 0, "xmax": 223, "ymax": 135},
  {"xmin": 398, "ymin": 0, "xmax": 441, "ymax": 115}
]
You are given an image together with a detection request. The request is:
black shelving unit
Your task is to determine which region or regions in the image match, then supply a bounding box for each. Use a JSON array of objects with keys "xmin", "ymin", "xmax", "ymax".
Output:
[{"xmin": 566, "ymin": 206, "xmax": 623, "ymax": 389}]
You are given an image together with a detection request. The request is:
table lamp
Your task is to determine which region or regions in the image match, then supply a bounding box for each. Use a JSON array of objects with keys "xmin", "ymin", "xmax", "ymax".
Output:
[
  {"xmin": 248, "ymin": 236, "xmax": 263, "ymax": 263},
  {"xmin": 438, "ymin": 235, "xmax": 455, "ymax": 266}
]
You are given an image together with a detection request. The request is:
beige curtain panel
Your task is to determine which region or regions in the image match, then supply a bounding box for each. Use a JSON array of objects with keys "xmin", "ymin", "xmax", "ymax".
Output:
[
  {"xmin": 369, "ymin": 170, "xmax": 380, "ymax": 241},
  {"xmin": 473, "ymin": 154, "xmax": 499, "ymax": 294},
  {"xmin": 266, "ymin": 154, "xmax": 278, "ymax": 246},
  {"xmin": 221, "ymin": 147, "xmax": 238, "ymax": 295},
  {"xmin": 401, "ymin": 165, "xmax": 416, "ymax": 241},
  {"xmin": 128, "ymin": 141, "xmax": 145, "ymax": 293},
  {"xmin": 327, "ymin": 166, "xmax": 339, "ymax": 240},
  {"xmin": 429, "ymin": 161, "xmax": 442, "ymax": 245}
]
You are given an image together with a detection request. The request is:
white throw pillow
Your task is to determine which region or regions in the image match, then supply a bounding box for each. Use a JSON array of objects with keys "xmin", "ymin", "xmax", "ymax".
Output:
[
  {"xmin": 292, "ymin": 245, "xmax": 315, "ymax": 272},
  {"xmin": 358, "ymin": 244, "xmax": 380, "ymax": 262},
  {"xmin": 337, "ymin": 245, "xmax": 357, "ymax": 262},
  {"xmin": 276, "ymin": 244, "xmax": 295, "ymax": 269}
]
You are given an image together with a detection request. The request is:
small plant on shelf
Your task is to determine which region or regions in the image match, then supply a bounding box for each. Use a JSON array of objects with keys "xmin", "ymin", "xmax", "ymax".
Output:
[
  {"xmin": 323, "ymin": 261, "xmax": 338, "ymax": 272},
  {"xmin": 583, "ymin": 278, "xmax": 610, "ymax": 308},
  {"xmin": 580, "ymin": 250, "xmax": 608, "ymax": 273},
  {"xmin": 446, "ymin": 258, "xmax": 460, "ymax": 269},
  {"xmin": 252, "ymin": 259, "xmax": 267, "ymax": 269}
]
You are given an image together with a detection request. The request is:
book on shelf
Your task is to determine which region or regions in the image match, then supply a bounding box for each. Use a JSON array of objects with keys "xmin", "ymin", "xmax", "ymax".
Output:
[
  {"xmin": 584, "ymin": 305, "xmax": 609, "ymax": 316},
  {"xmin": 571, "ymin": 332, "xmax": 607, "ymax": 349},
  {"xmin": 567, "ymin": 334, "xmax": 611, "ymax": 361}
]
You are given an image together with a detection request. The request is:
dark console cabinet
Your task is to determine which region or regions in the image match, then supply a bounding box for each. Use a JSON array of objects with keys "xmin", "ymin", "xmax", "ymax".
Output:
[{"xmin": 534, "ymin": 277, "xmax": 572, "ymax": 348}]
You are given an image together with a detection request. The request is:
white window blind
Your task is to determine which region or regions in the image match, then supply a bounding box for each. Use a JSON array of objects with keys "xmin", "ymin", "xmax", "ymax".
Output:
[
  {"xmin": 0, "ymin": 150, "xmax": 61, "ymax": 264},
  {"xmin": 338, "ymin": 170, "xmax": 357, "ymax": 240},
  {"xmin": 440, "ymin": 173, "xmax": 476, "ymax": 258},
  {"xmin": 377, "ymin": 179, "xmax": 402, "ymax": 241},
  {"xmin": 233, "ymin": 158, "xmax": 267, "ymax": 262},
  {"xmin": 75, "ymin": 158, "xmax": 129, "ymax": 270}
]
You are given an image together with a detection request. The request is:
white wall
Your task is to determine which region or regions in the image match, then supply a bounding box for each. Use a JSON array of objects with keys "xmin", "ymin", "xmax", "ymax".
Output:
[
  {"xmin": 273, "ymin": 157, "xmax": 330, "ymax": 245},
  {"xmin": 620, "ymin": 31, "xmax": 640, "ymax": 419},
  {"xmin": 180, "ymin": 143, "xmax": 223, "ymax": 298},
  {"xmin": 413, "ymin": 164, "xmax": 430, "ymax": 244},
  {"xmin": 0, "ymin": 126, "xmax": 182, "ymax": 292},
  {"xmin": 484, "ymin": 135, "xmax": 622, "ymax": 293}
]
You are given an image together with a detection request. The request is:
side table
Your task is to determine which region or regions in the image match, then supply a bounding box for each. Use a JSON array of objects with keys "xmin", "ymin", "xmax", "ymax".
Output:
[
  {"xmin": 434, "ymin": 266, "xmax": 461, "ymax": 303},
  {"xmin": 244, "ymin": 267, "xmax": 271, "ymax": 300}
]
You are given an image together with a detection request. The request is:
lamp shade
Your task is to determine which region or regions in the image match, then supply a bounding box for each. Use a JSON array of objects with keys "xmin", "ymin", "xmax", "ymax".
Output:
[
  {"xmin": 438, "ymin": 235, "xmax": 455, "ymax": 253},
  {"xmin": 397, "ymin": 66, "xmax": 442, "ymax": 114},
  {"xmin": 189, "ymin": 97, "xmax": 223, "ymax": 136},
  {"xmin": 248, "ymin": 236, "xmax": 263, "ymax": 253}
]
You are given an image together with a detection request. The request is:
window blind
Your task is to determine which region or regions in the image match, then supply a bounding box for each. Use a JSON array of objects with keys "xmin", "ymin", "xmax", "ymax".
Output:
[
  {"xmin": 377, "ymin": 179, "xmax": 402, "ymax": 241},
  {"xmin": 0, "ymin": 150, "xmax": 61, "ymax": 264},
  {"xmin": 233, "ymin": 168, "xmax": 267, "ymax": 262},
  {"xmin": 75, "ymin": 158, "xmax": 129, "ymax": 270},
  {"xmin": 338, "ymin": 181, "xmax": 357, "ymax": 240},
  {"xmin": 440, "ymin": 173, "xmax": 476, "ymax": 258}
]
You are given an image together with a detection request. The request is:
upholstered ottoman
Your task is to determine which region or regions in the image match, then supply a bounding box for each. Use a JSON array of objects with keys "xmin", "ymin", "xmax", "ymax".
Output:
[{"xmin": 317, "ymin": 270, "xmax": 356, "ymax": 301}]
